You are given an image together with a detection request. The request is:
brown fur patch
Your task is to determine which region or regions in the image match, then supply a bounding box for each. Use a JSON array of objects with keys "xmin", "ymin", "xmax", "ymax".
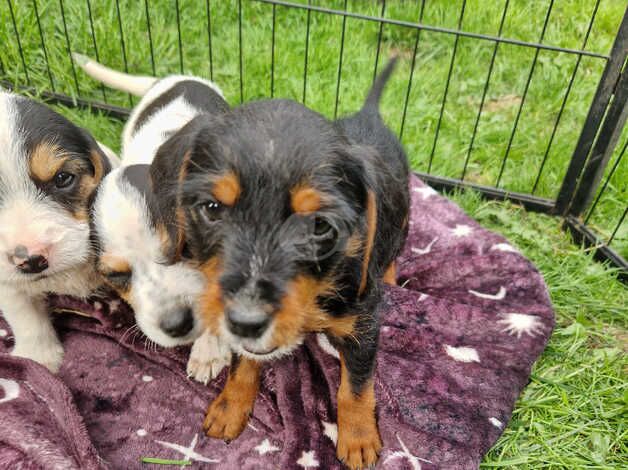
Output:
[
  {"xmin": 290, "ymin": 185, "xmax": 322, "ymax": 214},
  {"xmin": 199, "ymin": 257, "xmax": 225, "ymax": 335},
  {"xmin": 212, "ymin": 171, "xmax": 240, "ymax": 207},
  {"xmin": 68, "ymin": 151, "xmax": 105, "ymax": 196},
  {"xmin": 116, "ymin": 290, "xmax": 132, "ymax": 304},
  {"xmin": 29, "ymin": 142, "xmax": 65, "ymax": 182},
  {"xmin": 358, "ymin": 191, "xmax": 377, "ymax": 295},
  {"xmin": 170, "ymin": 151, "xmax": 194, "ymax": 258},
  {"xmin": 271, "ymin": 275, "xmax": 357, "ymax": 348},
  {"xmin": 383, "ymin": 262, "xmax": 396, "ymax": 285},
  {"xmin": 203, "ymin": 357, "xmax": 261, "ymax": 440},
  {"xmin": 98, "ymin": 253, "xmax": 132, "ymax": 297},
  {"xmin": 336, "ymin": 355, "xmax": 382, "ymax": 469},
  {"xmin": 89, "ymin": 149, "xmax": 106, "ymax": 182},
  {"xmin": 72, "ymin": 208, "xmax": 89, "ymax": 222},
  {"xmin": 99, "ymin": 253, "xmax": 131, "ymax": 274}
]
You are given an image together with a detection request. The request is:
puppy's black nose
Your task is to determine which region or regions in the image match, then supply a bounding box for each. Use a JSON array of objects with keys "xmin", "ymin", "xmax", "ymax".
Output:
[
  {"xmin": 226, "ymin": 308, "xmax": 270, "ymax": 338},
  {"xmin": 16, "ymin": 255, "xmax": 49, "ymax": 274},
  {"xmin": 159, "ymin": 308, "xmax": 195, "ymax": 338}
]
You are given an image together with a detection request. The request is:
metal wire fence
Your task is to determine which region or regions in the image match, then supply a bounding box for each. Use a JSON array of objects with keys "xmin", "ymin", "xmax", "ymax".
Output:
[{"xmin": 0, "ymin": 0, "xmax": 626, "ymax": 279}]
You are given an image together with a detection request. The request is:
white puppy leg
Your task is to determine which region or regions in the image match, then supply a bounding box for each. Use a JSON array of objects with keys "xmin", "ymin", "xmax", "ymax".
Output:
[
  {"xmin": 186, "ymin": 329, "xmax": 230, "ymax": 385},
  {"xmin": 0, "ymin": 292, "xmax": 63, "ymax": 373}
]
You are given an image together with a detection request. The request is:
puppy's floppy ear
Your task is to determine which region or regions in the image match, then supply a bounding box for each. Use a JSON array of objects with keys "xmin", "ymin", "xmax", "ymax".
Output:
[
  {"xmin": 149, "ymin": 117, "xmax": 210, "ymax": 260},
  {"xmin": 78, "ymin": 127, "xmax": 113, "ymax": 182},
  {"xmin": 340, "ymin": 145, "xmax": 378, "ymax": 296}
]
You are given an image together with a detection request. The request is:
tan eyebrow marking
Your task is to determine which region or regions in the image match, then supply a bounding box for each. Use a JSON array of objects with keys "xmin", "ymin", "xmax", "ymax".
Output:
[
  {"xmin": 99, "ymin": 253, "xmax": 132, "ymax": 274},
  {"xmin": 290, "ymin": 184, "xmax": 322, "ymax": 214},
  {"xmin": 212, "ymin": 171, "xmax": 241, "ymax": 207},
  {"xmin": 29, "ymin": 142, "xmax": 65, "ymax": 182}
]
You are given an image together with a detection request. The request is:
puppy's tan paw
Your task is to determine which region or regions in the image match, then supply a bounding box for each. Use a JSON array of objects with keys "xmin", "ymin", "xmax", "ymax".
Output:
[
  {"xmin": 203, "ymin": 395, "xmax": 250, "ymax": 441},
  {"xmin": 337, "ymin": 423, "xmax": 382, "ymax": 469},
  {"xmin": 187, "ymin": 332, "xmax": 230, "ymax": 384}
]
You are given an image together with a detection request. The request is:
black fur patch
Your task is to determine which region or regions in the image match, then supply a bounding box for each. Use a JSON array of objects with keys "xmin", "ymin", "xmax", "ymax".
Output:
[{"xmin": 132, "ymin": 80, "xmax": 229, "ymax": 135}]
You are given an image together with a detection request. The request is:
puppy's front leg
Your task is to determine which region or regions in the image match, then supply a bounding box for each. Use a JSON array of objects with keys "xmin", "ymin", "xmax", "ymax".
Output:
[
  {"xmin": 0, "ymin": 291, "xmax": 63, "ymax": 372},
  {"xmin": 187, "ymin": 329, "xmax": 230, "ymax": 384},
  {"xmin": 203, "ymin": 355, "xmax": 261, "ymax": 441},
  {"xmin": 336, "ymin": 339, "xmax": 382, "ymax": 469}
]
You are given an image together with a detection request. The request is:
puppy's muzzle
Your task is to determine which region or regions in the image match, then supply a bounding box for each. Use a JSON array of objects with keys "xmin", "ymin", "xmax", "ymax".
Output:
[
  {"xmin": 159, "ymin": 308, "xmax": 195, "ymax": 338},
  {"xmin": 8, "ymin": 244, "xmax": 50, "ymax": 274},
  {"xmin": 226, "ymin": 307, "xmax": 270, "ymax": 339}
]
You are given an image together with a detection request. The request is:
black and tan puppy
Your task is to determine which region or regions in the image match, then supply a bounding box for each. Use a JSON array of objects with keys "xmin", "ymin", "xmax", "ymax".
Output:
[{"xmin": 155, "ymin": 57, "xmax": 408, "ymax": 468}]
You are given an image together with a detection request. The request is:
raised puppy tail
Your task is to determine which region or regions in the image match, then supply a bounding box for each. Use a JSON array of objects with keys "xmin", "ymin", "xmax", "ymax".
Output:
[
  {"xmin": 361, "ymin": 55, "xmax": 399, "ymax": 114},
  {"xmin": 72, "ymin": 53, "xmax": 157, "ymax": 97}
]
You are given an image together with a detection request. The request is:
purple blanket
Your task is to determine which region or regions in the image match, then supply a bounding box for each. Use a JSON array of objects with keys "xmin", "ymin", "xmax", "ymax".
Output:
[{"xmin": 0, "ymin": 176, "xmax": 554, "ymax": 469}]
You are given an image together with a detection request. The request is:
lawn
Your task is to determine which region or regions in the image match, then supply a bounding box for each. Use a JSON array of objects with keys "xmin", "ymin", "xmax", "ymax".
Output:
[
  {"xmin": 1, "ymin": 0, "xmax": 626, "ymax": 256},
  {"xmin": 1, "ymin": 0, "xmax": 627, "ymax": 467}
]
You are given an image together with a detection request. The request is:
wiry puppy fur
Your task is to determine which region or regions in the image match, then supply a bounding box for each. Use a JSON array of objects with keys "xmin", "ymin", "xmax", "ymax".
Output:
[
  {"xmin": 76, "ymin": 54, "xmax": 231, "ymax": 382},
  {"xmin": 0, "ymin": 91, "xmax": 114, "ymax": 372},
  {"xmin": 163, "ymin": 58, "xmax": 408, "ymax": 468}
]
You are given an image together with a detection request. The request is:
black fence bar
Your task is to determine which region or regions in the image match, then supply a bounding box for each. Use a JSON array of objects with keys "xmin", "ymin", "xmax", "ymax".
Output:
[
  {"xmin": 206, "ymin": 0, "xmax": 214, "ymax": 81},
  {"xmin": 398, "ymin": 0, "xmax": 425, "ymax": 141},
  {"xmin": 372, "ymin": 0, "xmax": 386, "ymax": 82},
  {"xmin": 333, "ymin": 0, "xmax": 348, "ymax": 119},
  {"xmin": 114, "ymin": 0, "xmax": 132, "ymax": 106},
  {"xmin": 254, "ymin": 0, "xmax": 609, "ymax": 60},
  {"xmin": 7, "ymin": 0, "xmax": 31, "ymax": 86},
  {"xmin": 531, "ymin": 0, "xmax": 601, "ymax": 194},
  {"xmin": 302, "ymin": 1, "xmax": 311, "ymax": 104},
  {"xmin": 238, "ymin": 0, "xmax": 243, "ymax": 103},
  {"xmin": 608, "ymin": 206, "xmax": 627, "ymax": 247},
  {"xmin": 585, "ymin": 139, "xmax": 627, "ymax": 224},
  {"xmin": 270, "ymin": 3, "xmax": 276, "ymax": 97},
  {"xmin": 32, "ymin": 0, "xmax": 55, "ymax": 92},
  {"xmin": 564, "ymin": 216, "xmax": 627, "ymax": 283},
  {"xmin": 175, "ymin": 0, "xmax": 184, "ymax": 73},
  {"xmin": 415, "ymin": 172, "xmax": 555, "ymax": 214},
  {"xmin": 555, "ymin": 6, "xmax": 628, "ymax": 215},
  {"xmin": 86, "ymin": 0, "xmax": 107, "ymax": 102},
  {"xmin": 144, "ymin": 0, "xmax": 157, "ymax": 76},
  {"xmin": 428, "ymin": 0, "xmax": 466, "ymax": 174},
  {"xmin": 0, "ymin": 79, "xmax": 130, "ymax": 120},
  {"xmin": 461, "ymin": 0, "xmax": 509, "ymax": 180},
  {"xmin": 496, "ymin": 0, "xmax": 554, "ymax": 187},
  {"xmin": 567, "ymin": 63, "xmax": 628, "ymax": 217},
  {"xmin": 59, "ymin": 0, "xmax": 81, "ymax": 95}
]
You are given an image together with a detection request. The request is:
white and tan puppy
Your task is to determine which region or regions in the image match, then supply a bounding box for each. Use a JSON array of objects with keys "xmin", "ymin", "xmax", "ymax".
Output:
[
  {"xmin": 0, "ymin": 91, "xmax": 116, "ymax": 371},
  {"xmin": 75, "ymin": 54, "xmax": 230, "ymax": 383}
]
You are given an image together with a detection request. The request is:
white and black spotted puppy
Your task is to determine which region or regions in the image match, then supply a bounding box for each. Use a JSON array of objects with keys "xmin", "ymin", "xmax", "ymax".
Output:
[
  {"xmin": 0, "ymin": 91, "xmax": 116, "ymax": 372},
  {"xmin": 75, "ymin": 54, "xmax": 230, "ymax": 383}
]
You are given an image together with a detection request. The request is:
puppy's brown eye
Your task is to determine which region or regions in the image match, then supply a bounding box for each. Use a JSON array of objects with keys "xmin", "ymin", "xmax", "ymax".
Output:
[
  {"xmin": 312, "ymin": 216, "xmax": 339, "ymax": 260},
  {"xmin": 54, "ymin": 171, "xmax": 76, "ymax": 189},
  {"xmin": 197, "ymin": 200, "xmax": 223, "ymax": 224},
  {"xmin": 314, "ymin": 217, "xmax": 333, "ymax": 236}
]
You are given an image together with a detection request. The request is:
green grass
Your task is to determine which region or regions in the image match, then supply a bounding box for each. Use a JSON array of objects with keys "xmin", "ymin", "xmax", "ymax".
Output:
[
  {"xmin": 0, "ymin": 0, "xmax": 626, "ymax": 255},
  {"xmin": 1, "ymin": 1, "xmax": 627, "ymax": 467},
  {"xmin": 449, "ymin": 191, "xmax": 627, "ymax": 469}
]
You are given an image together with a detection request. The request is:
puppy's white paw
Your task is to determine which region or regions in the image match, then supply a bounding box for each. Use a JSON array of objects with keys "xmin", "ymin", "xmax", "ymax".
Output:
[
  {"xmin": 12, "ymin": 338, "xmax": 64, "ymax": 373},
  {"xmin": 187, "ymin": 331, "xmax": 230, "ymax": 385}
]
